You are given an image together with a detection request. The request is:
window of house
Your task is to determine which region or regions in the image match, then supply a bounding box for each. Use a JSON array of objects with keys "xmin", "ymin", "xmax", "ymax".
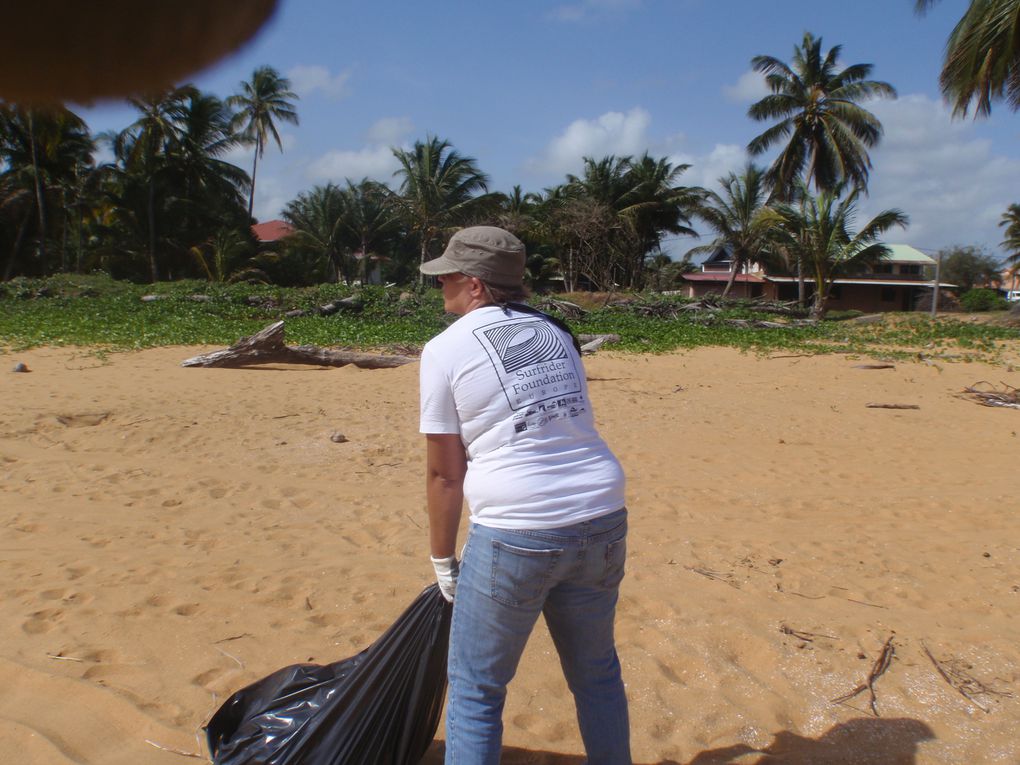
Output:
[
  {"xmin": 873, "ymin": 263, "xmax": 893, "ymax": 274},
  {"xmin": 829, "ymin": 285, "xmax": 842, "ymax": 299},
  {"xmin": 899, "ymin": 264, "xmax": 921, "ymax": 275},
  {"xmin": 881, "ymin": 287, "xmax": 897, "ymax": 302}
]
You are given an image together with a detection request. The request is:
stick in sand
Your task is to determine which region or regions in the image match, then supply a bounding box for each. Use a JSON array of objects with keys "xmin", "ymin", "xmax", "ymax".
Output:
[{"xmin": 831, "ymin": 635, "xmax": 895, "ymax": 716}]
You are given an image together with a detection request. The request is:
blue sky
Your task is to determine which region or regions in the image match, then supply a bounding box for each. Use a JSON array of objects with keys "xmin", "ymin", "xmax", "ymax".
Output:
[{"xmin": 77, "ymin": 0, "xmax": 1020, "ymax": 261}]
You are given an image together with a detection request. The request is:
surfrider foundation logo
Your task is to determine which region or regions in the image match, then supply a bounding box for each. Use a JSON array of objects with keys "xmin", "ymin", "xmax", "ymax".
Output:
[
  {"xmin": 482, "ymin": 320, "xmax": 566, "ymax": 373},
  {"xmin": 473, "ymin": 317, "xmax": 584, "ymax": 414}
]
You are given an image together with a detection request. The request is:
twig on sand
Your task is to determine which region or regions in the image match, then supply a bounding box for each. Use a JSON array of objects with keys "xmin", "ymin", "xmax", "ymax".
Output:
[
  {"xmin": 853, "ymin": 363, "xmax": 896, "ymax": 370},
  {"xmin": 866, "ymin": 403, "xmax": 920, "ymax": 410},
  {"xmin": 780, "ymin": 624, "xmax": 838, "ymax": 642},
  {"xmin": 921, "ymin": 642, "xmax": 1013, "ymax": 713},
  {"xmin": 767, "ymin": 353, "xmax": 815, "ymax": 360},
  {"xmin": 215, "ymin": 646, "xmax": 244, "ymax": 669},
  {"xmin": 213, "ymin": 632, "xmax": 252, "ymax": 643},
  {"xmin": 844, "ymin": 597, "xmax": 888, "ymax": 609},
  {"xmin": 404, "ymin": 512, "xmax": 423, "ymax": 529},
  {"xmin": 831, "ymin": 635, "xmax": 895, "ymax": 716},
  {"xmin": 46, "ymin": 654, "xmax": 85, "ymax": 662},
  {"xmin": 684, "ymin": 565, "xmax": 741, "ymax": 589},
  {"xmin": 144, "ymin": 740, "xmax": 204, "ymax": 759}
]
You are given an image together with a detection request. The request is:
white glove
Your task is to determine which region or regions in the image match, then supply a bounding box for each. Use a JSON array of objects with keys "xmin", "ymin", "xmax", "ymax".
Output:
[{"xmin": 431, "ymin": 555, "xmax": 459, "ymax": 602}]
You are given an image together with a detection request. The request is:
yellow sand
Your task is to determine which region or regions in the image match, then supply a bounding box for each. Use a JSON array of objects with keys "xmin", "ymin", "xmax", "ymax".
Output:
[{"xmin": 1, "ymin": 345, "xmax": 1018, "ymax": 764}]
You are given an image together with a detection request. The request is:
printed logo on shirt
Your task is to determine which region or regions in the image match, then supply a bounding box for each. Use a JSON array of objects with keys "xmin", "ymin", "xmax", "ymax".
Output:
[{"xmin": 473, "ymin": 317, "xmax": 584, "ymax": 415}]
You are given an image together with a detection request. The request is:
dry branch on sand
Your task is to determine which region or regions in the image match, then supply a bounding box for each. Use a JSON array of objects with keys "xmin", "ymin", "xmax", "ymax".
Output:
[
  {"xmin": 831, "ymin": 635, "xmax": 895, "ymax": 716},
  {"xmin": 180, "ymin": 322, "xmax": 417, "ymax": 369},
  {"xmin": 866, "ymin": 403, "xmax": 920, "ymax": 410},
  {"xmin": 960, "ymin": 382, "xmax": 1020, "ymax": 410},
  {"xmin": 922, "ymin": 643, "xmax": 1013, "ymax": 713}
]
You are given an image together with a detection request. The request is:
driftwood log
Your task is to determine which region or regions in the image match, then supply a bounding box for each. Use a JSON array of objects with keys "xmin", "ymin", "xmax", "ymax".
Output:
[{"xmin": 181, "ymin": 322, "xmax": 417, "ymax": 370}]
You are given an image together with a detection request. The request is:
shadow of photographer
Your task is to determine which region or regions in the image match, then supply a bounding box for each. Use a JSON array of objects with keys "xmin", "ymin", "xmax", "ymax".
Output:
[{"xmin": 422, "ymin": 716, "xmax": 934, "ymax": 764}]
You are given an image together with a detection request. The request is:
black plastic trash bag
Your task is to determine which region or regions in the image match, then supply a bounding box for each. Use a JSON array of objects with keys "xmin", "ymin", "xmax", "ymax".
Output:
[{"xmin": 206, "ymin": 584, "xmax": 452, "ymax": 765}]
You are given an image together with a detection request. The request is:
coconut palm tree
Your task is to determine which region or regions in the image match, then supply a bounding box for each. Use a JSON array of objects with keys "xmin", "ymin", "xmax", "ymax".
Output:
[
  {"xmin": 747, "ymin": 32, "xmax": 896, "ymax": 200},
  {"xmin": 390, "ymin": 135, "xmax": 491, "ymax": 283},
  {"xmin": 115, "ymin": 87, "xmax": 193, "ymax": 281},
  {"xmin": 0, "ymin": 104, "xmax": 93, "ymax": 276},
  {"xmin": 282, "ymin": 183, "xmax": 349, "ymax": 283},
  {"xmin": 1000, "ymin": 202, "xmax": 1020, "ymax": 268},
  {"xmin": 559, "ymin": 154, "xmax": 701, "ymax": 290},
  {"xmin": 228, "ymin": 66, "xmax": 299, "ymax": 220},
  {"xmin": 336, "ymin": 178, "xmax": 401, "ymax": 284},
  {"xmin": 916, "ymin": 0, "xmax": 1020, "ymax": 115},
  {"xmin": 174, "ymin": 91, "xmax": 250, "ymax": 244},
  {"xmin": 691, "ymin": 163, "xmax": 783, "ymax": 297},
  {"xmin": 622, "ymin": 153, "xmax": 702, "ymax": 288},
  {"xmin": 776, "ymin": 184, "xmax": 908, "ymax": 318}
]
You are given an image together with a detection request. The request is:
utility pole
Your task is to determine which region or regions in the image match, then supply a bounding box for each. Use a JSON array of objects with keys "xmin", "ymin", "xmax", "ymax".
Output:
[{"xmin": 930, "ymin": 251, "xmax": 943, "ymax": 319}]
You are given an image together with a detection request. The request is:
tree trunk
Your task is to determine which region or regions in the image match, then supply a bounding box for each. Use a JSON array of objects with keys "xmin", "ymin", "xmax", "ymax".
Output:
[
  {"xmin": 60, "ymin": 188, "xmax": 68, "ymax": 272},
  {"xmin": 797, "ymin": 256, "xmax": 806, "ymax": 307},
  {"xmin": 721, "ymin": 255, "xmax": 740, "ymax": 298},
  {"xmin": 3, "ymin": 206, "xmax": 34, "ymax": 280},
  {"xmin": 28, "ymin": 111, "xmax": 49, "ymax": 270},
  {"xmin": 181, "ymin": 321, "xmax": 417, "ymax": 369},
  {"xmin": 247, "ymin": 135, "xmax": 260, "ymax": 221},
  {"xmin": 147, "ymin": 179, "xmax": 159, "ymax": 282}
]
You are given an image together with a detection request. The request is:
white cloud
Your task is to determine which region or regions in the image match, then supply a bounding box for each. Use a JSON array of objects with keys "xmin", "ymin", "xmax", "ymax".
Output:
[
  {"xmin": 529, "ymin": 108, "xmax": 652, "ymax": 175},
  {"xmin": 251, "ymin": 175, "xmax": 291, "ymax": 224},
  {"xmin": 306, "ymin": 145, "xmax": 400, "ymax": 184},
  {"xmin": 365, "ymin": 116, "xmax": 414, "ymax": 146},
  {"xmin": 550, "ymin": 0, "xmax": 641, "ymax": 22},
  {"xmin": 724, "ymin": 70, "xmax": 769, "ymax": 103},
  {"xmin": 287, "ymin": 64, "xmax": 352, "ymax": 100},
  {"xmin": 863, "ymin": 94, "xmax": 1020, "ymax": 256},
  {"xmin": 672, "ymin": 144, "xmax": 748, "ymax": 192}
]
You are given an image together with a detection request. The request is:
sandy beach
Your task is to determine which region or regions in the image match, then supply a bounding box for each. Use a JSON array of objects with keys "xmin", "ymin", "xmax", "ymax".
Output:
[{"xmin": 1, "ymin": 344, "xmax": 1018, "ymax": 764}]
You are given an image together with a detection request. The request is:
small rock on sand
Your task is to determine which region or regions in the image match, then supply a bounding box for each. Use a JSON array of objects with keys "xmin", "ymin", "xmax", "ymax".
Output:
[
  {"xmin": 12, "ymin": 362, "xmax": 30, "ymax": 373},
  {"xmin": 330, "ymin": 432, "xmax": 348, "ymax": 443}
]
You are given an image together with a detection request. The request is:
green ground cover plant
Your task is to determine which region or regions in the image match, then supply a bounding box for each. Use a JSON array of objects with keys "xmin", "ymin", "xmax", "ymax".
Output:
[{"xmin": 2, "ymin": 274, "xmax": 1019, "ymax": 363}]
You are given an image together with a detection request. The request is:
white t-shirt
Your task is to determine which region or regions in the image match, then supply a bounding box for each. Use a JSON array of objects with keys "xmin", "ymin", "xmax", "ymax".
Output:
[{"xmin": 419, "ymin": 304, "xmax": 625, "ymax": 529}]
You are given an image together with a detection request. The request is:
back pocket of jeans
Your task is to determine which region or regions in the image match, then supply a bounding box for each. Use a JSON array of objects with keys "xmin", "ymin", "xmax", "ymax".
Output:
[
  {"xmin": 490, "ymin": 541, "xmax": 561, "ymax": 607},
  {"xmin": 602, "ymin": 536, "xmax": 626, "ymax": 588}
]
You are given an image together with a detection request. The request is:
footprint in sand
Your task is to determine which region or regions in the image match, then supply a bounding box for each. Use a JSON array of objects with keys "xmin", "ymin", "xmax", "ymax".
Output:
[
  {"xmin": 22, "ymin": 608, "xmax": 62, "ymax": 634},
  {"xmin": 55, "ymin": 412, "xmax": 110, "ymax": 428}
]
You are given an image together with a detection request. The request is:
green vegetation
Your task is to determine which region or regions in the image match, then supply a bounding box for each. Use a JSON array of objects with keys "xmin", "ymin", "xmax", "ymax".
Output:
[
  {"xmin": 959, "ymin": 287, "xmax": 1009, "ymax": 312},
  {"xmin": 3, "ymin": 274, "xmax": 1018, "ymax": 364}
]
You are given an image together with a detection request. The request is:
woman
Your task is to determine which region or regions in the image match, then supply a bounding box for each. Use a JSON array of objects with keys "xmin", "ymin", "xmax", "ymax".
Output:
[{"xmin": 418, "ymin": 225, "xmax": 630, "ymax": 764}]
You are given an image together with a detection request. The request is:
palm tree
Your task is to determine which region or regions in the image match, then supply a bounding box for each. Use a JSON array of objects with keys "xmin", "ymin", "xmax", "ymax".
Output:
[
  {"xmin": 0, "ymin": 105, "xmax": 93, "ymax": 276},
  {"xmin": 748, "ymin": 32, "xmax": 896, "ymax": 199},
  {"xmin": 558, "ymin": 154, "xmax": 701, "ymax": 290},
  {"xmin": 190, "ymin": 228, "xmax": 253, "ymax": 282},
  {"xmin": 228, "ymin": 66, "xmax": 299, "ymax": 220},
  {"xmin": 691, "ymin": 163, "xmax": 783, "ymax": 297},
  {"xmin": 622, "ymin": 153, "xmax": 702, "ymax": 287},
  {"xmin": 916, "ymin": 0, "xmax": 1020, "ymax": 116},
  {"xmin": 336, "ymin": 178, "xmax": 401, "ymax": 284},
  {"xmin": 174, "ymin": 91, "xmax": 251, "ymax": 243},
  {"xmin": 282, "ymin": 183, "xmax": 349, "ymax": 283},
  {"xmin": 390, "ymin": 135, "xmax": 491, "ymax": 283},
  {"xmin": 116, "ymin": 87, "xmax": 193, "ymax": 281},
  {"xmin": 776, "ymin": 184, "xmax": 908, "ymax": 318},
  {"xmin": 1000, "ymin": 203, "xmax": 1020, "ymax": 271}
]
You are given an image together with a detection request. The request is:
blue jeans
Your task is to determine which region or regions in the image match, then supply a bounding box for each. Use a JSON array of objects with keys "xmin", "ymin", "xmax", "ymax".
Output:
[{"xmin": 445, "ymin": 508, "xmax": 630, "ymax": 765}]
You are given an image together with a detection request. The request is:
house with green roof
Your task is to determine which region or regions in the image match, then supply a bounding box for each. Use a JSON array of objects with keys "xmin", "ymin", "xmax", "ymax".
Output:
[{"xmin": 683, "ymin": 244, "xmax": 955, "ymax": 312}]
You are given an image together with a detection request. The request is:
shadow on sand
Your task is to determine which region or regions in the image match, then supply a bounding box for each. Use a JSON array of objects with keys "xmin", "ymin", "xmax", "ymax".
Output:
[{"xmin": 422, "ymin": 717, "xmax": 935, "ymax": 764}]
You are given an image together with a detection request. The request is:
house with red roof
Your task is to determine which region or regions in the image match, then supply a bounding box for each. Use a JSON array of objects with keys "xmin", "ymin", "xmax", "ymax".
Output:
[{"xmin": 251, "ymin": 220, "xmax": 294, "ymax": 246}]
